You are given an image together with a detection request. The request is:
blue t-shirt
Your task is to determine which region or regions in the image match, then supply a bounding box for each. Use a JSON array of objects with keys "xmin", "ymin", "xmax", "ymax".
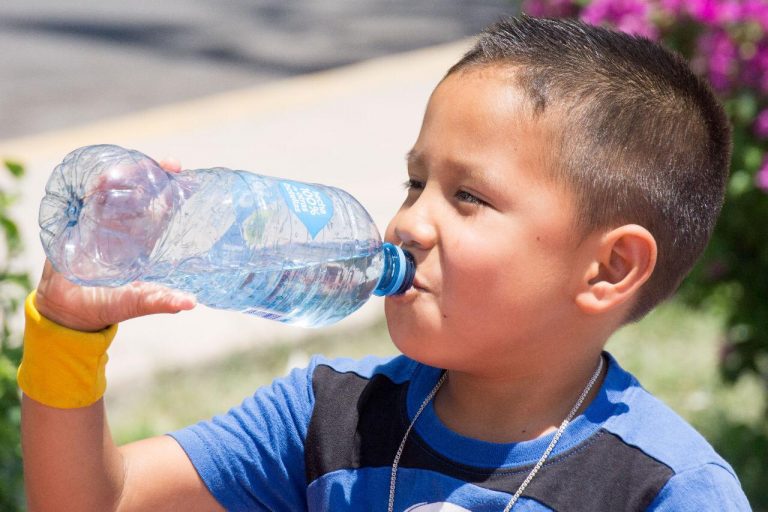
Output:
[{"xmin": 169, "ymin": 353, "xmax": 751, "ymax": 511}]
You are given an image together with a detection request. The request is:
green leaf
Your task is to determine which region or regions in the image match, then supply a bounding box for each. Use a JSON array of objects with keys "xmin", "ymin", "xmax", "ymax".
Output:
[
  {"xmin": 728, "ymin": 170, "xmax": 753, "ymax": 197},
  {"xmin": 0, "ymin": 218, "xmax": 21, "ymax": 254},
  {"xmin": 0, "ymin": 273, "xmax": 32, "ymax": 290},
  {"xmin": 2, "ymin": 161, "xmax": 23, "ymax": 178},
  {"xmin": 0, "ymin": 188, "xmax": 20, "ymax": 211},
  {"xmin": 743, "ymin": 146, "xmax": 765, "ymax": 173},
  {"xmin": 731, "ymin": 93, "xmax": 758, "ymax": 124}
]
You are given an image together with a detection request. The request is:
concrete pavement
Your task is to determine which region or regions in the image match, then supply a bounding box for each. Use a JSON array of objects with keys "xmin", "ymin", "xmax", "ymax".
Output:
[
  {"xmin": 0, "ymin": 0, "xmax": 512, "ymax": 139},
  {"xmin": 0, "ymin": 40, "xmax": 471, "ymax": 391}
]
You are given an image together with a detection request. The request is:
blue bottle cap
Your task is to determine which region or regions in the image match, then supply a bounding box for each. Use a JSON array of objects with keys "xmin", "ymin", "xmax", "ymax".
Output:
[{"xmin": 373, "ymin": 243, "xmax": 415, "ymax": 296}]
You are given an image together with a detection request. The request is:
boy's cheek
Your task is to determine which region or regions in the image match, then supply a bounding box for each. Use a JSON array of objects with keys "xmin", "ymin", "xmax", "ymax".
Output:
[{"xmin": 385, "ymin": 301, "xmax": 445, "ymax": 352}]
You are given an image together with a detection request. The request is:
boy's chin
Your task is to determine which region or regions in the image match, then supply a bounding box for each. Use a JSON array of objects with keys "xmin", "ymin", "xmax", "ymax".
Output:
[
  {"xmin": 386, "ymin": 329, "xmax": 446, "ymax": 368},
  {"xmin": 384, "ymin": 319, "xmax": 422, "ymax": 358},
  {"xmin": 384, "ymin": 297, "xmax": 452, "ymax": 364}
]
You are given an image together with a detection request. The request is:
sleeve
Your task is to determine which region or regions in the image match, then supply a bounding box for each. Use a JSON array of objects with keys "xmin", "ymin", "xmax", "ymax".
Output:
[
  {"xmin": 167, "ymin": 358, "xmax": 319, "ymax": 512},
  {"xmin": 646, "ymin": 463, "xmax": 752, "ymax": 511}
]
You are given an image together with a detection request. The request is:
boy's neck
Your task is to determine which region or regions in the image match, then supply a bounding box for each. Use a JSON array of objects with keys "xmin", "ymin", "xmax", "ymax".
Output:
[{"xmin": 432, "ymin": 350, "xmax": 606, "ymax": 444}]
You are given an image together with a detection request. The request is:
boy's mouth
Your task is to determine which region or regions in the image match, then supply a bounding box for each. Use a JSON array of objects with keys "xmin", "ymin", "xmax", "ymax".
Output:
[{"xmin": 412, "ymin": 276, "xmax": 429, "ymax": 292}]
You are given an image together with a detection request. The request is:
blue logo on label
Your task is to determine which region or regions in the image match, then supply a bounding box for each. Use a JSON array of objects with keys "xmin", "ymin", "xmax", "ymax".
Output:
[{"xmin": 278, "ymin": 181, "xmax": 334, "ymax": 238}]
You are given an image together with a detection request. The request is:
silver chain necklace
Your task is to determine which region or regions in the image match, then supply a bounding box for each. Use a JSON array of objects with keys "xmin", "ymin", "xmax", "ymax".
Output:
[{"xmin": 387, "ymin": 356, "xmax": 604, "ymax": 512}]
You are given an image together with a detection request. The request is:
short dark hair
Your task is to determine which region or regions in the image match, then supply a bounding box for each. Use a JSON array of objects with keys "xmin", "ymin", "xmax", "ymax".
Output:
[{"xmin": 447, "ymin": 15, "xmax": 732, "ymax": 321}]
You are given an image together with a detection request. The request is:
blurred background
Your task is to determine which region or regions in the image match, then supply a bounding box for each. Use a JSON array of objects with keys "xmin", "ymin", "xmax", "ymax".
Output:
[
  {"xmin": 0, "ymin": 0, "xmax": 512, "ymax": 139},
  {"xmin": 1, "ymin": 1, "xmax": 766, "ymax": 510}
]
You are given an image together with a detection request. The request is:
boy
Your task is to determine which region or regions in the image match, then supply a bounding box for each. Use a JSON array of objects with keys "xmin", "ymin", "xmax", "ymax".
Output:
[{"xmin": 19, "ymin": 15, "xmax": 750, "ymax": 511}]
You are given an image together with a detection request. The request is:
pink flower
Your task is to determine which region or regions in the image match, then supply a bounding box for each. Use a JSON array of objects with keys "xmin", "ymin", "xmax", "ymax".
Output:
[
  {"xmin": 759, "ymin": 49, "xmax": 768, "ymax": 93},
  {"xmin": 522, "ymin": 0, "xmax": 579, "ymax": 18},
  {"xmin": 686, "ymin": 0, "xmax": 720, "ymax": 24},
  {"xmin": 667, "ymin": 0, "xmax": 757, "ymax": 25},
  {"xmin": 681, "ymin": 0, "xmax": 741, "ymax": 24},
  {"xmin": 740, "ymin": 42, "xmax": 768, "ymax": 94},
  {"xmin": 580, "ymin": 0, "xmax": 659, "ymax": 39},
  {"xmin": 755, "ymin": 110, "xmax": 768, "ymax": 139},
  {"xmin": 741, "ymin": 0, "xmax": 768, "ymax": 31},
  {"xmin": 712, "ymin": 0, "xmax": 741, "ymax": 24},
  {"xmin": 659, "ymin": 0, "xmax": 686, "ymax": 16},
  {"xmin": 756, "ymin": 159, "xmax": 768, "ymax": 192},
  {"xmin": 696, "ymin": 29, "xmax": 738, "ymax": 92}
]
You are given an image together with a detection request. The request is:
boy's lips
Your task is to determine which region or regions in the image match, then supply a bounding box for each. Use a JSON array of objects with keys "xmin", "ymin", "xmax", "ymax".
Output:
[
  {"xmin": 388, "ymin": 275, "xmax": 429, "ymax": 302},
  {"xmin": 412, "ymin": 276, "xmax": 429, "ymax": 292}
]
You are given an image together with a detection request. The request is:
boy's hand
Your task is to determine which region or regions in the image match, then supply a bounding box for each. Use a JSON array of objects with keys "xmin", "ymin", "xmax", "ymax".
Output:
[
  {"xmin": 34, "ymin": 156, "xmax": 196, "ymax": 332},
  {"xmin": 34, "ymin": 260, "xmax": 196, "ymax": 332}
]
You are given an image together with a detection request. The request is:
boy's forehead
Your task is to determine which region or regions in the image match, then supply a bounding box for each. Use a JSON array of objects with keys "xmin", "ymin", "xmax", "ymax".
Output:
[
  {"xmin": 433, "ymin": 65, "xmax": 567, "ymax": 125},
  {"xmin": 432, "ymin": 67, "xmax": 517, "ymax": 104},
  {"xmin": 419, "ymin": 70, "xmax": 556, "ymax": 156},
  {"xmin": 426, "ymin": 67, "xmax": 562, "ymax": 139},
  {"xmin": 410, "ymin": 67, "xmax": 575, "ymax": 203}
]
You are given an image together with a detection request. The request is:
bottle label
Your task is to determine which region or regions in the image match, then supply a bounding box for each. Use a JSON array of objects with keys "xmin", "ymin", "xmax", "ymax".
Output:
[{"xmin": 278, "ymin": 181, "xmax": 334, "ymax": 238}]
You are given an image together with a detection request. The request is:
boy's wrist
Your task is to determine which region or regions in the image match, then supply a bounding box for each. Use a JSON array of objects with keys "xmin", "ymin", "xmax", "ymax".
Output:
[{"xmin": 17, "ymin": 290, "xmax": 118, "ymax": 409}]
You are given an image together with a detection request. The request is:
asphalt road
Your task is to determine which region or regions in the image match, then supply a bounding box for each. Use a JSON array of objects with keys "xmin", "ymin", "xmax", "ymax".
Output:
[{"xmin": 0, "ymin": 0, "xmax": 516, "ymax": 139}]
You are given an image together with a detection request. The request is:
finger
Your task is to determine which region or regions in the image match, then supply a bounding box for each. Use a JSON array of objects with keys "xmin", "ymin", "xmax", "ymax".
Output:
[
  {"xmin": 169, "ymin": 292, "xmax": 197, "ymax": 310},
  {"xmin": 130, "ymin": 282, "xmax": 197, "ymax": 314},
  {"xmin": 158, "ymin": 157, "xmax": 182, "ymax": 173}
]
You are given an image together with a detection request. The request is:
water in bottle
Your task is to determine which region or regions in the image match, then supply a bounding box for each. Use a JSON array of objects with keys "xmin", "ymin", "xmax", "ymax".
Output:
[{"xmin": 38, "ymin": 144, "xmax": 414, "ymax": 327}]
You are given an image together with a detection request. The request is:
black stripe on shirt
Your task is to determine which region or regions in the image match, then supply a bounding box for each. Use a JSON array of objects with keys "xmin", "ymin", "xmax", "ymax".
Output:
[{"xmin": 305, "ymin": 363, "xmax": 673, "ymax": 512}]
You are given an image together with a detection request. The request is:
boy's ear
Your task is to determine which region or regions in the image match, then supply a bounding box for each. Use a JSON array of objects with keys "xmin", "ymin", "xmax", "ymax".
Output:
[{"xmin": 575, "ymin": 225, "xmax": 657, "ymax": 315}]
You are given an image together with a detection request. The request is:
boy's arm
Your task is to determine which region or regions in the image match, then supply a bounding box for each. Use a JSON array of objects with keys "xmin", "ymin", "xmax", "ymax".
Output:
[
  {"xmin": 22, "ymin": 396, "xmax": 223, "ymax": 512},
  {"xmin": 20, "ymin": 261, "xmax": 223, "ymax": 512}
]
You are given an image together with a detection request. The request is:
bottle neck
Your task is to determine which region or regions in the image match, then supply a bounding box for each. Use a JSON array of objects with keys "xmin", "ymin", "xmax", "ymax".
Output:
[{"xmin": 373, "ymin": 243, "xmax": 415, "ymax": 296}]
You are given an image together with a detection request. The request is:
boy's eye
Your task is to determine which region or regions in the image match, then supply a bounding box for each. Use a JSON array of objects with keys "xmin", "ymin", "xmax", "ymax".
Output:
[
  {"xmin": 403, "ymin": 178, "xmax": 424, "ymax": 191},
  {"xmin": 455, "ymin": 190, "xmax": 486, "ymax": 206}
]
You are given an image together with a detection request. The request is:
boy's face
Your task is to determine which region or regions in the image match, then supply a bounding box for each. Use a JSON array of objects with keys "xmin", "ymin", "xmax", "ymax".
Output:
[{"xmin": 384, "ymin": 67, "xmax": 592, "ymax": 373}]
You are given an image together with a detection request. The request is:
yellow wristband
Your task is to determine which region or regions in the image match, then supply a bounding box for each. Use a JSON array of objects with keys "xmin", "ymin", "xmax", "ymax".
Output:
[{"xmin": 17, "ymin": 291, "xmax": 118, "ymax": 409}]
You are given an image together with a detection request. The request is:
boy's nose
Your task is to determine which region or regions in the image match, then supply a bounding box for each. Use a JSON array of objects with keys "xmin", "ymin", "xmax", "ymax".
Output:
[{"xmin": 391, "ymin": 204, "xmax": 438, "ymax": 252}]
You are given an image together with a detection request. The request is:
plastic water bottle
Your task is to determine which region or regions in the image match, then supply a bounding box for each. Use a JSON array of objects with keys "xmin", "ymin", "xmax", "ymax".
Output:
[{"xmin": 38, "ymin": 144, "xmax": 414, "ymax": 327}]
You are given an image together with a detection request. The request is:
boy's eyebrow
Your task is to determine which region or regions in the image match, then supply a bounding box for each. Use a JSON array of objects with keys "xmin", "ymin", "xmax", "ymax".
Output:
[
  {"xmin": 405, "ymin": 149, "xmax": 496, "ymax": 185},
  {"xmin": 405, "ymin": 149, "xmax": 502, "ymax": 189}
]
